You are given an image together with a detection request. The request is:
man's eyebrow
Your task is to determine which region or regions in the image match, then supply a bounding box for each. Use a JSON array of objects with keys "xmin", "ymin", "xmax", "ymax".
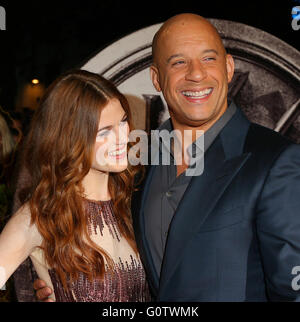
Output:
[
  {"xmin": 166, "ymin": 49, "xmax": 219, "ymax": 64},
  {"xmin": 166, "ymin": 54, "xmax": 184, "ymax": 64},
  {"xmin": 97, "ymin": 112, "xmax": 127, "ymax": 132},
  {"xmin": 202, "ymin": 49, "xmax": 219, "ymax": 55}
]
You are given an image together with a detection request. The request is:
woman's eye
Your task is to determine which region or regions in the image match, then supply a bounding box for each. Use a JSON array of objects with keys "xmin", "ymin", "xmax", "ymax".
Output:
[
  {"xmin": 120, "ymin": 117, "xmax": 128, "ymax": 125},
  {"xmin": 97, "ymin": 130, "xmax": 110, "ymax": 137}
]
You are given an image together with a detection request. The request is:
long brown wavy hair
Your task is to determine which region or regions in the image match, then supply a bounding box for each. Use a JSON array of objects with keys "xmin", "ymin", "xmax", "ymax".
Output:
[{"xmin": 24, "ymin": 69, "xmax": 140, "ymax": 289}]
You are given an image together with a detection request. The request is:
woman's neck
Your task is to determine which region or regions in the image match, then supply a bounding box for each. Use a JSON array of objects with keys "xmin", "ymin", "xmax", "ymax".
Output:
[{"xmin": 81, "ymin": 168, "xmax": 110, "ymax": 201}]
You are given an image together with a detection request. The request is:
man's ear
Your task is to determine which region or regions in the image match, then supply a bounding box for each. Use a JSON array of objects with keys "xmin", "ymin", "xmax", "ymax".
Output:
[
  {"xmin": 150, "ymin": 65, "xmax": 162, "ymax": 92},
  {"xmin": 225, "ymin": 54, "xmax": 235, "ymax": 84}
]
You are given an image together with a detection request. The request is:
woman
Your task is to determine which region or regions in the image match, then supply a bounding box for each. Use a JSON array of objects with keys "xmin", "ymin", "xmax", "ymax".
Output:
[{"xmin": 0, "ymin": 69, "xmax": 150, "ymax": 302}]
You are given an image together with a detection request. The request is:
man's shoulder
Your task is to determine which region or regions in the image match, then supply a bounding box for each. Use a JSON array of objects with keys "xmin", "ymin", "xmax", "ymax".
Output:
[{"xmin": 244, "ymin": 121, "xmax": 300, "ymax": 164}]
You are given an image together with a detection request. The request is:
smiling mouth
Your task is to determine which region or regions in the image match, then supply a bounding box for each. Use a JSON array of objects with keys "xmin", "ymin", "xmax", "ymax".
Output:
[
  {"xmin": 108, "ymin": 144, "xmax": 127, "ymax": 158},
  {"xmin": 181, "ymin": 88, "xmax": 213, "ymax": 100}
]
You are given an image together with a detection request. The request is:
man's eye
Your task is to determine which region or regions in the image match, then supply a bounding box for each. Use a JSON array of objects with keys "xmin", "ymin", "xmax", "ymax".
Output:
[
  {"xmin": 204, "ymin": 57, "xmax": 216, "ymax": 61},
  {"xmin": 172, "ymin": 60, "xmax": 185, "ymax": 66}
]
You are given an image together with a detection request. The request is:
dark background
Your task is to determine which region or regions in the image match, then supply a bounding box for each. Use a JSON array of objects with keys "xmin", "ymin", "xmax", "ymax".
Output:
[{"xmin": 0, "ymin": 0, "xmax": 299, "ymax": 113}]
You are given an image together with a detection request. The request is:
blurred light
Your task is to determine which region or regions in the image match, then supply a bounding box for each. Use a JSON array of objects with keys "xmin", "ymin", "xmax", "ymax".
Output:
[{"xmin": 32, "ymin": 78, "xmax": 40, "ymax": 85}]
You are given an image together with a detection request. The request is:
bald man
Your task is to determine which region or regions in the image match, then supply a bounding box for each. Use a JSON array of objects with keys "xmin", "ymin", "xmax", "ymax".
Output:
[
  {"xmin": 132, "ymin": 14, "xmax": 300, "ymax": 302},
  {"xmin": 35, "ymin": 14, "xmax": 300, "ymax": 302}
]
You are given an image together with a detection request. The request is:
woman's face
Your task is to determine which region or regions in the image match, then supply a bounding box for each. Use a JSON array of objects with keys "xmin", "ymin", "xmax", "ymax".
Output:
[{"xmin": 91, "ymin": 98, "xmax": 129, "ymax": 173}]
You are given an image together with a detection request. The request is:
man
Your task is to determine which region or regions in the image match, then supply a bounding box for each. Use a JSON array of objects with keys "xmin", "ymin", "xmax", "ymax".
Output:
[{"xmin": 36, "ymin": 13, "xmax": 300, "ymax": 301}]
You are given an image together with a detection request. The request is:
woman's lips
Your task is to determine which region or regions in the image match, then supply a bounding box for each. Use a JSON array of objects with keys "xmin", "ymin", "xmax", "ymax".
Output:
[{"xmin": 107, "ymin": 144, "xmax": 127, "ymax": 160}]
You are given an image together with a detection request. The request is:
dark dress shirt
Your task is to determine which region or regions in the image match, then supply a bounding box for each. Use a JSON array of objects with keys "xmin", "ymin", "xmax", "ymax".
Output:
[{"xmin": 144, "ymin": 102, "xmax": 237, "ymax": 276}]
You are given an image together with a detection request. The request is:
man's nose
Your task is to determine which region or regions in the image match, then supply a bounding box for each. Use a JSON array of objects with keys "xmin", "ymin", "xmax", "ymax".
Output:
[{"xmin": 185, "ymin": 60, "xmax": 207, "ymax": 82}]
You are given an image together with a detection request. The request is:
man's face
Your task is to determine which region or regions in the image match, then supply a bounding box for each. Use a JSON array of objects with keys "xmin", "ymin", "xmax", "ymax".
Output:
[{"xmin": 150, "ymin": 19, "xmax": 234, "ymax": 129}]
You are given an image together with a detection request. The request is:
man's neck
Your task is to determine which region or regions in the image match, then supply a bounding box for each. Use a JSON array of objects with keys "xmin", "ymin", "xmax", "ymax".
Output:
[
  {"xmin": 169, "ymin": 105, "xmax": 229, "ymax": 177},
  {"xmin": 170, "ymin": 107, "xmax": 228, "ymax": 138}
]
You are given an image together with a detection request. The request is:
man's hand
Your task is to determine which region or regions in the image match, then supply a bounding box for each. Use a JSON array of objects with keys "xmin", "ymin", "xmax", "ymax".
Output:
[{"xmin": 33, "ymin": 279, "xmax": 54, "ymax": 302}]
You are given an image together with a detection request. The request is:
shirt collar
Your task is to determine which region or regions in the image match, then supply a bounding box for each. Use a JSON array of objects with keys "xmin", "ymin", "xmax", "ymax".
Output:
[{"xmin": 158, "ymin": 100, "xmax": 237, "ymax": 162}]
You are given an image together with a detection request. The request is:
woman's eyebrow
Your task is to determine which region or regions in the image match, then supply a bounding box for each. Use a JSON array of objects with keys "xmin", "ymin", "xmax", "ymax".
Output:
[
  {"xmin": 97, "ymin": 125, "xmax": 112, "ymax": 132},
  {"xmin": 97, "ymin": 113, "xmax": 127, "ymax": 132}
]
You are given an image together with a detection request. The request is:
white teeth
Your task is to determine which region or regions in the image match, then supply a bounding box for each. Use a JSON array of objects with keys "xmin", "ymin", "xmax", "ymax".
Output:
[
  {"xmin": 182, "ymin": 88, "xmax": 213, "ymax": 97},
  {"xmin": 108, "ymin": 147, "xmax": 126, "ymax": 157}
]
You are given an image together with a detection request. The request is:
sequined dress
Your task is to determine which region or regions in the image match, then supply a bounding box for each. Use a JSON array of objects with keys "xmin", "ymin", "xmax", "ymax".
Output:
[{"xmin": 29, "ymin": 199, "xmax": 151, "ymax": 302}]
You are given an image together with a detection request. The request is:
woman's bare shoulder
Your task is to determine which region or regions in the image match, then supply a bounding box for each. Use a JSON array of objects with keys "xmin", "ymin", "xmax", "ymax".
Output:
[{"xmin": 7, "ymin": 202, "xmax": 42, "ymax": 249}]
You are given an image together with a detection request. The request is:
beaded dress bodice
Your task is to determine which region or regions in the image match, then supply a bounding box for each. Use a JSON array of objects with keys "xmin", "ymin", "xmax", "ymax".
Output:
[{"xmin": 30, "ymin": 199, "xmax": 150, "ymax": 302}]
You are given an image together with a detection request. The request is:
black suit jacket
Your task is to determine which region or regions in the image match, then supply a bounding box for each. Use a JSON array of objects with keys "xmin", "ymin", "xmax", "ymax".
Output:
[{"xmin": 132, "ymin": 107, "xmax": 300, "ymax": 301}]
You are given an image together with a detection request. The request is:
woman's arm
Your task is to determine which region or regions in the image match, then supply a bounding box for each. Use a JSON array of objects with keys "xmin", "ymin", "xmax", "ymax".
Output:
[{"xmin": 0, "ymin": 203, "xmax": 42, "ymax": 289}]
